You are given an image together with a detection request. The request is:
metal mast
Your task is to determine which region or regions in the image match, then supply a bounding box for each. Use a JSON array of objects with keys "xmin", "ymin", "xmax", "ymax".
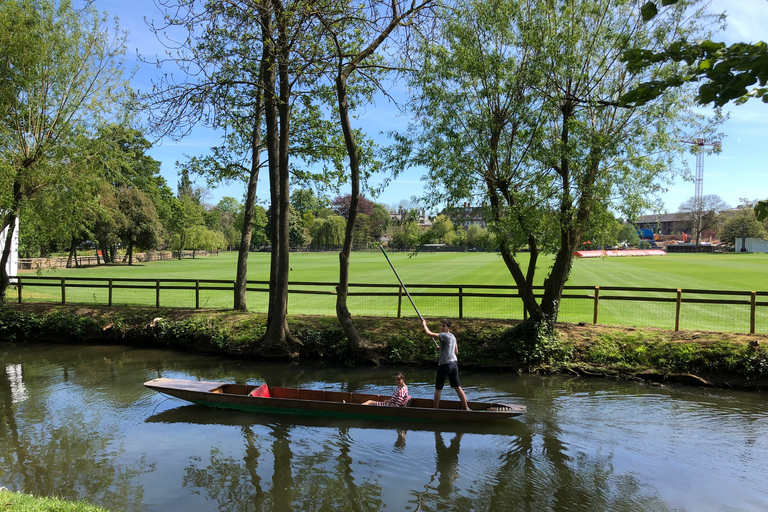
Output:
[
  {"xmin": 681, "ymin": 138, "xmax": 721, "ymax": 243},
  {"xmin": 681, "ymin": 138, "xmax": 721, "ymax": 207}
]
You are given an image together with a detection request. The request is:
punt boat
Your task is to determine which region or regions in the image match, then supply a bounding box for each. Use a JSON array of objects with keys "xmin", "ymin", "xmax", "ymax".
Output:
[{"xmin": 144, "ymin": 378, "xmax": 526, "ymax": 423}]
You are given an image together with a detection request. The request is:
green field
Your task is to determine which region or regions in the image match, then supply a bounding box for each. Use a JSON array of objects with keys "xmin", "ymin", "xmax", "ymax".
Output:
[{"xmin": 13, "ymin": 250, "xmax": 768, "ymax": 333}]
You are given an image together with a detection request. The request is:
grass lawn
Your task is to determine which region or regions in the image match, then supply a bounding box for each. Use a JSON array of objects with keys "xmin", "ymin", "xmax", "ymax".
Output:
[{"xmin": 13, "ymin": 250, "xmax": 768, "ymax": 334}]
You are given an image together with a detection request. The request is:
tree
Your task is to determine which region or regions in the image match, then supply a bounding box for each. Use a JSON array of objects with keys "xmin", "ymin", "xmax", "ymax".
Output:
[
  {"xmin": 146, "ymin": 1, "xmax": 348, "ymax": 356},
  {"xmin": 92, "ymin": 185, "xmax": 126, "ymax": 264},
  {"xmin": 331, "ymin": 194, "xmax": 376, "ymax": 219},
  {"xmin": 291, "ymin": 188, "xmax": 329, "ymax": 218},
  {"xmin": 620, "ymin": 1, "xmax": 768, "ymax": 222},
  {"xmin": 678, "ymin": 194, "xmax": 730, "ymax": 245},
  {"xmin": 718, "ymin": 200, "xmax": 767, "ymax": 249},
  {"xmin": 0, "ymin": 0, "xmax": 129, "ymax": 297},
  {"xmin": 317, "ymin": 0, "xmax": 437, "ymax": 359},
  {"xmin": 424, "ymin": 215, "xmax": 455, "ymax": 244},
  {"xmin": 617, "ymin": 223, "xmax": 641, "ymax": 247},
  {"xmin": 389, "ymin": 220, "xmax": 423, "ymax": 251},
  {"xmin": 393, "ymin": 0, "xmax": 718, "ymax": 337},
  {"xmin": 621, "ymin": 1, "xmax": 767, "ymax": 107},
  {"xmin": 116, "ymin": 187, "xmax": 162, "ymax": 265},
  {"xmin": 167, "ymin": 195, "xmax": 205, "ymax": 259},
  {"xmin": 466, "ymin": 223, "xmax": 487, "ymax": 248},
  {"xmin": 309, "ymin": 214, "xmax": 345, "ymax": 248}
]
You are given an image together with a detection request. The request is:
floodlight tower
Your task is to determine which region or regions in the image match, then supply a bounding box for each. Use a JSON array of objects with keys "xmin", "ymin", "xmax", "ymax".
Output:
[
  {"xmin": 681, "ymin": 138, "xmax": 722, "ymax": 243},
  {"xmin": 681, "ymin": 138, "xmax": 722, "ymax": 208}
]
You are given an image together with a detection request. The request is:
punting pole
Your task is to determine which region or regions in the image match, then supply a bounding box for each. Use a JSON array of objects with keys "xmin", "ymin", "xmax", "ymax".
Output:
[{"xmin": 379, "ymin": 245, "xmax": 439, "ymax": 349}]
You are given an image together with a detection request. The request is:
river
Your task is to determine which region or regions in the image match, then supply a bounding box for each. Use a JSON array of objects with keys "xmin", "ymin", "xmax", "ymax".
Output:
[{"xmin": 1, "ymin": 342, "xmax": 766, "ymax": 512}]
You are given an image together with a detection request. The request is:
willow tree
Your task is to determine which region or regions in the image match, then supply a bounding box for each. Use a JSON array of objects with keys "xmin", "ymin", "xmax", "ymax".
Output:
[
  {"xmin": 394, "ymin": 0, "xmax": 721, "ymax": 337},
  {"xmin": 0, "ymin": 0, "xmax": 128, "ymax": 298},
  {"xmin": 314, "ymin": 0, "xmax": 437, "ymax": 358}
]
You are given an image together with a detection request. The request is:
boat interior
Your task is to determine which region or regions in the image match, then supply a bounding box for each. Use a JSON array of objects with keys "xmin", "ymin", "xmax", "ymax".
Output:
[{"xmin": 210, "ymin": 383, "xmax": 506, "ymax": 411}]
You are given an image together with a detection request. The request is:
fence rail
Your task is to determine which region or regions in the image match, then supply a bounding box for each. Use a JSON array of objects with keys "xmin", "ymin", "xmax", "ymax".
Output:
[
  {"xmin": 8, "ymin": 276, "xmax": 768, "ymax": 335},
  {"xmin": 16, "ymin": 251, "xmax": 212, "ymax": 270}
]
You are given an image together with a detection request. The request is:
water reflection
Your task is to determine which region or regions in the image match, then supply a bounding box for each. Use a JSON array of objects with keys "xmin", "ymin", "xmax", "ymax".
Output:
[
  {"xmin": 435, "ymin": 432, "xmax": 462, "ymax": 498},
  {"xmin": 0, "ymin": 359, "xmax": 151, "ymax": 511},
  {"xmin": 1, "ymin": 343, "xmax": 767, "ymax": 512}
]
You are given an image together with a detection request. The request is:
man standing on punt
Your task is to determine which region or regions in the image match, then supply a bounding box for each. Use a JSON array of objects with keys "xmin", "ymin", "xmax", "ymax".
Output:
[{"xmin": 422, "ymin": 318, "xmax": 470, "ymax": 410}]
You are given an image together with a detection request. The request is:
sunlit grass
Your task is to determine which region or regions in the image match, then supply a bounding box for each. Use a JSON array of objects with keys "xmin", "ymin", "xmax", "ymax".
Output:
[
  {"xmin": 0, "ymin": 490, "xmax": 114, "ymax": 512},
  {"xmin": 14, "ymin": 250, "xmax": 768, "ymax": 333}
]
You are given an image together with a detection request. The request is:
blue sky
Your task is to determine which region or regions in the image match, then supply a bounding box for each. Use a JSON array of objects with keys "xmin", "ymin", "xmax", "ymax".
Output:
[{"xmin": 94, "ymin": 0, "xmax": 768, "ymax": 215}]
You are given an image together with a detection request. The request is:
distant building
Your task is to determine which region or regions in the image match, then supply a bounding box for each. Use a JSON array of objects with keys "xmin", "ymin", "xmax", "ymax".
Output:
[
  {"xmin": 390, "ymin": 208, "xmax": 432, "ymax": 230},
  {"xmin": 0, "ymin": 217, "xmax": 19, "ymax": 281},
  {"xmin": 634, "ymin": 212, "xmax": 693, "ymax": 236},
  {"xmin": 441, "ymin": 203, "xmax": 487, "ymax": 230}
]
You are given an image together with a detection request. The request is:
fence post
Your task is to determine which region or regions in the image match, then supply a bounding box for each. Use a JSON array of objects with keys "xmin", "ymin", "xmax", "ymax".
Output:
[
  {"xmin": 593, "ymin": 286, "xmax": 600, "ymax": 325},
  {"xmin": 397, "ymin": 285, "xmax": 403, "ymax": 318},
  {"xmin": 196, "ymin": 280, "xmax": 200, "ymax": 309},
  {"xmin": 675, "ymin": 289, "xmax": 682, "ymax": 331},
  {"xmin": 17, "ymin": 279, "xmax": 22, "ymax": 304},
  {"xmin": 156, "ymin": 280, "xmax": 160, "ymax": 308},
  {"xmin": 61, "ymin": 278, "xmax": 66, "ymax": 305},
  {"xmin": 108, "ymin": 279, "xmax": 113, "ymax": 307},
  {"xmin": 459, "ymin": 286, "xmax": 464, "ymax": 319},
  {"xmin": 750, "ymin": 291, "xmax": 757, "ymax": 334}
]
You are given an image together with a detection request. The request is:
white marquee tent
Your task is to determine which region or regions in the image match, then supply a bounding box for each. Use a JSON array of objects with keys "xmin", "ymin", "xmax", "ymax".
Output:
[{"xmin": 0, "ymin": 218, "xmax": 19, "ymax": 281}]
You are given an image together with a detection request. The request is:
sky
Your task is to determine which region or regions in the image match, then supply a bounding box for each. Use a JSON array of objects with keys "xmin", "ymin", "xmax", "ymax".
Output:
[{"xmin": 92, "ymin": 0, "xmax": 768, "ymax": 215}]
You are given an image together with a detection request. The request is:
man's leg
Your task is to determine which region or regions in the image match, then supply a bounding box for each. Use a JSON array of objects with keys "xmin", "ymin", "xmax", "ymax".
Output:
[
  {"xmin": 454, "ymin": 386, "xmax": 470, "ymax": 410},
  {"xmin": 433, "ymin": 388, "xmax": 442, "ymax": 409}
]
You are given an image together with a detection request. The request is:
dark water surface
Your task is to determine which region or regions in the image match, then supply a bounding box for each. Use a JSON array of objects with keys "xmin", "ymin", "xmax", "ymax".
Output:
[{"xmin": 1, "ymin": 343, "xmax": 766, "ymax": 512}]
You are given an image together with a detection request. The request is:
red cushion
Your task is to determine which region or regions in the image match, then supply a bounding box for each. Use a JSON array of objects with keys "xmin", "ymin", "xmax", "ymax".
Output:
[{"xmin": 249, "ymin": 383, "xmax": 270, "ymax": 398}]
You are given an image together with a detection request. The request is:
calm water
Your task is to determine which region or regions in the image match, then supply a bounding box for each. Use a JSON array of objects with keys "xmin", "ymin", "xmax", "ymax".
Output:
[{"xmin": 1, "ymin": 342, "xmax": 767, "ymax": 512}]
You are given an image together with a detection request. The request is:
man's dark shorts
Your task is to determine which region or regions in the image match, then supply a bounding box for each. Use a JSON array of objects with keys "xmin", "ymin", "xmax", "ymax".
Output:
[{"xmin": 435, "ymin": 361, "xmax": 460, "ymax": 390}]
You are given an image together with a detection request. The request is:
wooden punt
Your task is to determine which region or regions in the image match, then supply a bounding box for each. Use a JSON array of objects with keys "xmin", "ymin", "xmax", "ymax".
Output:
[{"xmin": 144, "ymin": 378, "xmax": 526, "ymax": 423}]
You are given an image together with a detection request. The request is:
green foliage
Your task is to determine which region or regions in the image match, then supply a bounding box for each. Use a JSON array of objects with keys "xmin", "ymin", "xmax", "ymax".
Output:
[
  {"xmin": 0, "ymin": 306, "xmax": 101, "ymax": 342},
  {"xmin": 151, "ymin": 317, "xmax": 233, "ymax": 351},
  {"xmin": 390, "ymin": 0, "xmax": 719, "ymax": 332},
  {"xmin": 624, "ymin": 0, "xmax": 768, "ymax": 108},
  {"xmin": 490, "ymin": 318, "xmax": 573, "ymax": 369},
  {"xmin": 618, "ymin": 223, "xmax": 641, "ymax": 246},
  {"xmin": 293, "ymin": 325, "xmax": 353, "ymax": 362},
  {"xmin": 581, "ymin": 334, "xmax": 768, "ymax": 378},
  {"xmin": 3, "ymin": 304, "xmax": 767, "ymax": 383},
  {"xmin": 718, "ymin": 200, "xmax": 767, "ymax": 245},
  {"xmin": 0, "ymin": 490, "xmax": 114, "ymax": 512},
  {"xmin": 0, "ymin": 0, "xmax": 130, "ymax": 285}
]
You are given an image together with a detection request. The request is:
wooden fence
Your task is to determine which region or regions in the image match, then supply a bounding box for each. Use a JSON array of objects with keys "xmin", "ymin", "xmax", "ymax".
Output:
[
  {"xmin": 8, "ymin": 276, "xmax": 768, "ymax": 334},
  {"xmin": 16, "ymin": 251, "xmax": 212, "ymax": 270}
]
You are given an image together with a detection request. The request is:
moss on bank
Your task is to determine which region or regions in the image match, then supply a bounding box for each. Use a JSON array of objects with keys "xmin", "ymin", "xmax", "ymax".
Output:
[{"xmin": 2, "ymin": 304, "xmax": 767, "ymax": 391}]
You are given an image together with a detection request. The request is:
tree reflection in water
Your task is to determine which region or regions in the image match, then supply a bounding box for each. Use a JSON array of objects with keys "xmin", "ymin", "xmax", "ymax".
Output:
[
  {"xmin": 4, "ymin": 345, "xmax": 766, "ymax": 512},
  {"xmin": 0, "ymin": 359, "xmax": 150, "ymax": 511}
]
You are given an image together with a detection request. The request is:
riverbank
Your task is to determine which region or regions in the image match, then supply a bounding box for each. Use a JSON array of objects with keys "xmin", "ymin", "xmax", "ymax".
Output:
[
  {"xmin": 0, "ymin": 488, "xmax": 113, "ymax": 512},
  {"xmin": 2, "ymin": 304, "xmax": 767, "ymax": 391}
]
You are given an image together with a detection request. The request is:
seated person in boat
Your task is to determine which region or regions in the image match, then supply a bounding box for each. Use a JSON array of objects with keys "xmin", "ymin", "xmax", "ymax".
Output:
[{"xmin": 363, "ymin": 372, "xmax": 409, "ymax": 406}]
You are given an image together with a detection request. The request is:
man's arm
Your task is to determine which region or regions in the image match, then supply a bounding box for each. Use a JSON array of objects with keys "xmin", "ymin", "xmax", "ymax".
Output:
[{"xmin": 422, "ymin": 319, "xmax": 439, "ymax": 339}]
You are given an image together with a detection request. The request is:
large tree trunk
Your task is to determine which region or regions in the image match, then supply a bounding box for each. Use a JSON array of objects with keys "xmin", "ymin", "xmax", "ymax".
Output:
[
  {"xmin": 334, "ymin": 76, "xmax": 381, "ymax": 360},
  {"xmin": 261, "ymin": 2, "xmax": 298, "ymax": 358},
  {"xmin": 234, "ymin": 61, "xmax": 265, "ymax": 311},
  {"xmin": 66, "ymin": 238, "xmax": 77, "ymax": 268}
]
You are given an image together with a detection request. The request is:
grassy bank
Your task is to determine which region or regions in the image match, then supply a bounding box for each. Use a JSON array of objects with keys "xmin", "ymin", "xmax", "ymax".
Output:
[
  {"xmin": 0, "ymin": 489, "xmax": 113, "ymax": 512},
  {"xmin": 3, "ymin": 303, "xmax": 767, "ymax": 391},
  {"xmin": 16, "ymin": 251, "xmax": 768, "ymax": 333}
]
